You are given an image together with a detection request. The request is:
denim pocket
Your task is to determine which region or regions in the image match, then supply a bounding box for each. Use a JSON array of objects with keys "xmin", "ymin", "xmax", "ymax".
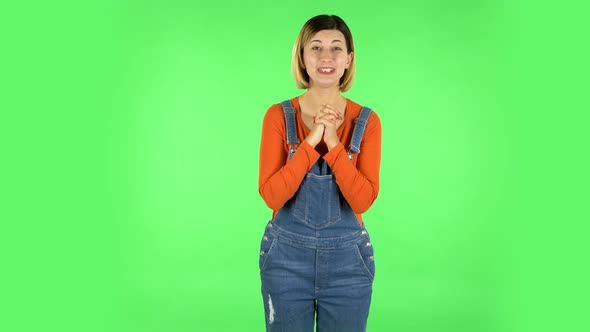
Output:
[
  {"xmin": 293, "ymin": 174, "xmax": 342, "ymax": 230},
  {"xmin": 354, "ymin": 239, "xmax": 375, "ymax": 280},
  {"xmin": 259, "ymin": 227, "xmax": 277, "ymax": 273}
]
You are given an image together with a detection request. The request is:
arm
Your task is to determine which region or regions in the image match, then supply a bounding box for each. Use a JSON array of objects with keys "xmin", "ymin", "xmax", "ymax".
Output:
[
  {"xmin": 323, "ymin": 112, "xmax": 382, "ymax": 213},
  {"xmin": 258, "ymin": 105, "xmax": 321, "ymax": 211}
]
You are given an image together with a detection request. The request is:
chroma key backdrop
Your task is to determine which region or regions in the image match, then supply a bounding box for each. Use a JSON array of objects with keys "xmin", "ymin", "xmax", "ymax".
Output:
[{"xmin": 2, "ymin": 1, "xmax": 588, "ymax": 332}]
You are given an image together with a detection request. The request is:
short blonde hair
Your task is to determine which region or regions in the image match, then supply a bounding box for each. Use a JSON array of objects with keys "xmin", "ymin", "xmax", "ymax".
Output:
[{"xmin": 291, "ymin": 15, "xmax": 356, "ymax": 92}]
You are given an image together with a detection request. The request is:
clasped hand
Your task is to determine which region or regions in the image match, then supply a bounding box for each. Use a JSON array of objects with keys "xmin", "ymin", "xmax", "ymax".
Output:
[{"xmin": 305, "ymin": 104, "xmax": 343, "ymax": 150}]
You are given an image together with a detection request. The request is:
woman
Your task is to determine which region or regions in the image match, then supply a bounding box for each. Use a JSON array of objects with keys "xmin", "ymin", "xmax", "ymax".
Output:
[{"xmin": 258, "ymin": 14, "xmax": 382, "ymax": 332}]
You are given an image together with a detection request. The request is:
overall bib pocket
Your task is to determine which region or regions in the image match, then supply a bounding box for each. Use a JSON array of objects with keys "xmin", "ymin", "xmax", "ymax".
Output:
[{"xmin": 292, "ymin": 174, "xmax": 342, "ymax": 230}]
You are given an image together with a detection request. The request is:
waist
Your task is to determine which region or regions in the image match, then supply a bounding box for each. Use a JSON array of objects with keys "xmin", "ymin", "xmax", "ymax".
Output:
[
  {"xmin": 272, "ymin": 210, "xmax": 363, "ymax": 225},
  {"xmin": 267, "ymin": 221, "xmax": 367, "ymax": 249}
]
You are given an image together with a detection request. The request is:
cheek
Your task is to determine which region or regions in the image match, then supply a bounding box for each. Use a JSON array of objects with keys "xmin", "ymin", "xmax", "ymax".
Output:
[
  {"xmin": 303, "ymin": 54, "xmax": 315, "ymax": 67},
  {"xmin": 304, "ymin": 60, "xmax": 318, "ymax": 76},
  {"xmin": 338, "ymin": 54, "xmax": 350, "ymax": 64}
]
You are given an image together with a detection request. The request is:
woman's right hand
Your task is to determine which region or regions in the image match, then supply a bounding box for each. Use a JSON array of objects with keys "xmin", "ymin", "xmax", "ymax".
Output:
[{"xmin": 305, "ymin": 120, "xmax": 325, "ymax": 147}]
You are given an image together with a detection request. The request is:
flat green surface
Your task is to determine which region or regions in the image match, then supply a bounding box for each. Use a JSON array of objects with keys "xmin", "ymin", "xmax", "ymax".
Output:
[{"xmin": 1, "ymin": 1, "xmax": 588, "ymax": 331}]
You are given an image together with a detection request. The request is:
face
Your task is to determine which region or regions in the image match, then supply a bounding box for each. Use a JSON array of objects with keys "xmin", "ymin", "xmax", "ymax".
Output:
[{"xmin": 303, "ymin": 29, "xmax": 353, "ymax": 89}]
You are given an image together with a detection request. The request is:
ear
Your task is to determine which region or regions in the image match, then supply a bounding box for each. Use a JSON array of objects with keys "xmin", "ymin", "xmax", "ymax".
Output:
[{"xmin": 345, "ymin": 52, "xmax": 353, "ymax": 69}]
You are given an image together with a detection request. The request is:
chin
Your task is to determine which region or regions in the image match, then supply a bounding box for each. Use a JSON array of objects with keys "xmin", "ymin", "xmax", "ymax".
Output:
[{"xmin": 311, "ymin": 79, "xmax": 341, "ymax": 89}]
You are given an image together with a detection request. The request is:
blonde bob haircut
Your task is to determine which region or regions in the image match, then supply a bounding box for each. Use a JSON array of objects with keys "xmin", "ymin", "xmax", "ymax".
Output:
[{"xmin": 291, "ymin": 15, "xmax": 356, "ymax": 92}]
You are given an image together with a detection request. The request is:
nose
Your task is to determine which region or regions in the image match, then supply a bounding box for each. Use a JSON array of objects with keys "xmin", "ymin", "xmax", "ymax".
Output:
[{"xmin": 319, "ymin": 48, "xmax": 333, "ymax": 61}]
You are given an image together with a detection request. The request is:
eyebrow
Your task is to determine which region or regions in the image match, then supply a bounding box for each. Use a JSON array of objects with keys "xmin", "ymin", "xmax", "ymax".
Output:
[{"xmin": 310, "ymin": 39, "xmax": 344, "ymax": 43}]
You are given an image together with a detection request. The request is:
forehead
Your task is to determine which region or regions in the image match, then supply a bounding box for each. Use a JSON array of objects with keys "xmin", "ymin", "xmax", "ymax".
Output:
[{"xmin": 308, "ymin": 29, "xmax": 346, "ymax": 43}]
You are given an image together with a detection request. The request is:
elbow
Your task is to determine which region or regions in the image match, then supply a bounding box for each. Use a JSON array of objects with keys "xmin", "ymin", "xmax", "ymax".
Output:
[
  {"xmin": 259, "ymin": 186, "xmax": 285, "ymax": 211},
  {"xmin": 350, "ymin": 187, "xmax": 379, "ymax": 214},
  {"xmin": 351, "ymin": 201, "xmax": 373, "ymax": 214},
  {"xmin": 265, "ymin": 199, "xmax": 284, "ymax": 211}
]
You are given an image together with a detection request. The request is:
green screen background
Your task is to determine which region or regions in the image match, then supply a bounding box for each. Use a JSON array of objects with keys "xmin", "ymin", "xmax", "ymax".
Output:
[{"xmin": 2, "ymin": 0, "xmax": 588, "ymax": 331}]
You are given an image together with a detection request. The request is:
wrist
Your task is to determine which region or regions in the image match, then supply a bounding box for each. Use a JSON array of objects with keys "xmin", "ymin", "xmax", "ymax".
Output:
[
  {"xmin": 326, "ymin": 139, "xmax": 339, "ymax": 150},
  {"xmin": 305, "ymin": 136, "xmax": 320, "ymax": 148}
]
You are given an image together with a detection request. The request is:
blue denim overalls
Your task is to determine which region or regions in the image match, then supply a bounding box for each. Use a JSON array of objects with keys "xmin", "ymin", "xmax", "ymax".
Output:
[{"xmin": 260, "ymin": 100, "xmax": 375, "ymax": 332}]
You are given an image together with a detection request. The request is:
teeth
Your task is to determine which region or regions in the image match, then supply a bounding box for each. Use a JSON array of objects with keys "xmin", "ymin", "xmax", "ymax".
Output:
[{"xmin": 319, "ymin": 68, "xmax": 334, "ymax": 73}]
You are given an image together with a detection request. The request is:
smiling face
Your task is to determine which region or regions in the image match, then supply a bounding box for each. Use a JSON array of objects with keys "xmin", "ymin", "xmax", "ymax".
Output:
[{"xmin": 303, "ymin": 29, "xmax": 353, "ymax": 89}]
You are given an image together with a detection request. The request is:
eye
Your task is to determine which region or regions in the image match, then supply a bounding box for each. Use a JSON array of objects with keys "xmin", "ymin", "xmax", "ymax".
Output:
[
  {"xmin": 333, "ymin": 46, "xmax": 342, "ymax": 51},
  {"xmin": 311, "ymin": 46, "xmax": 321, "ymax": 51}
]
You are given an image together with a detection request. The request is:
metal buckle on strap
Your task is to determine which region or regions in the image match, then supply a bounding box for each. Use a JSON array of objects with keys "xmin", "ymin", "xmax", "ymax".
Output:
[{"xmin": 288, "ymin": 145, "xmax": 298, "ymax": 158}]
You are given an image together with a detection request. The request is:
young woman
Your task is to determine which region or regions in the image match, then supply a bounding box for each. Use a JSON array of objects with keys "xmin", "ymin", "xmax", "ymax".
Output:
[{"xmin": 258, "ymin": 14, "xmax": 382, "ymax": 332}]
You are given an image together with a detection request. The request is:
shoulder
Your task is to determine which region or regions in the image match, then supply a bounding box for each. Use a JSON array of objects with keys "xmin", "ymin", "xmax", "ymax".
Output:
[
  {"xmin": 264, "ymin": 103, "xmax": 283, "ymax": 119},
  {"xmin": 264, "ymin": 97, "xmax": 300, "ymax": 121},
  {"xmin": 262, "ymin": 99, "xmax": 297, "ymax": 133},
  {"xmin": 346, "ymin": 99, "xmax": 381, "ymax": 125}
]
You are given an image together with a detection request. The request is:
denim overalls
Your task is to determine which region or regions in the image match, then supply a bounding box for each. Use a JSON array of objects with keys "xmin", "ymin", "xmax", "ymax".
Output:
[{"xmin": 260, "ymin": 100, "xmax": 375, "ymax": 332}]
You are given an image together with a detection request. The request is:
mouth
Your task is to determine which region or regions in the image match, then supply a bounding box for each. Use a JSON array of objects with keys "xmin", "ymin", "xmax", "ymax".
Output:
[{"xmin": 317, "ymin": 67, "xmax": 335, "ymax": 74}]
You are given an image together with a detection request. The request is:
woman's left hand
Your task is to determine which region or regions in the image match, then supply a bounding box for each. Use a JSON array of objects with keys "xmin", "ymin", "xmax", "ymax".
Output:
[{"xmin": 314, "ymin": 104, "xmax": 343, "ymax": 150}]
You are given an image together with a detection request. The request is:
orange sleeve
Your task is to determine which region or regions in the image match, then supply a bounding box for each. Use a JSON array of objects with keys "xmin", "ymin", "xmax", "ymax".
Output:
[
  {"xmin": 258, "ymin": 105, "xmax": 321, "ymax": 211},
  {"xmin": 323, "ymin": 111, "xmax": 381, "ymax": 214}
]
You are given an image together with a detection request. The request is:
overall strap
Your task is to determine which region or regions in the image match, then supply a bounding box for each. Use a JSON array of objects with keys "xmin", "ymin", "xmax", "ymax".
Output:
[
  {"xmin": 348, "ymin": 106, "xmax": 373, "ymax": 157},
  {"xmin": 280, "ymin": 100, "xmax": 300, "ymax": 159}
]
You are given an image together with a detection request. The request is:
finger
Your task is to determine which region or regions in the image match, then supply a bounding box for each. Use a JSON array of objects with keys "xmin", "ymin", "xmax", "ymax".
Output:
[
  {"xmin": 319, "ymin": 111, "xmax": 340, "ymax": 121},
  {"xmin": 317, "ymin": 109, "xmax": 339, "ymax": 119},
  {"xmin": 315, "ymin": 117, "xmax": 337, "ymax": 127},
  {"xmin": 320, "ymin": 104, "xmax": 343, "ymax": 119},
  {"xmin": 313, "ymin": 115, "xmax": 334, "ymax": 125},
  {"xmin": 316, "ymin": 114, "xmax": 338, "ymax": 123},
  {"xmin": 320, "ymin": 104, "xmax": 339, "ymax": 114},
  {"xmin": 322, "ymin": 103, "xmax": 339, "ymax": 111}
]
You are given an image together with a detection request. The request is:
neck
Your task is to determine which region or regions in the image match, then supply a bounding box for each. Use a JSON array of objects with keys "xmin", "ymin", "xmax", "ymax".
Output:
[{"xmin": 301, "ymin": 86, "xmax": 345, "ymax": 109}]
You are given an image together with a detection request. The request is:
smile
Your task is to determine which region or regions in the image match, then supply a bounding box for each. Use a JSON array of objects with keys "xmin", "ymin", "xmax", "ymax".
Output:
[{"xmin": 318, "ymin": 67, "xmax": 335, "ymax": 73}]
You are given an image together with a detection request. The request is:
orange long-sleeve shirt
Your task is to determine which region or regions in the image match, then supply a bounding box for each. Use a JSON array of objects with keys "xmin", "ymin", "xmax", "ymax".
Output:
[{"xmin": 258, "ymin": 97, "xmax": 382, "ymax": 225}]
